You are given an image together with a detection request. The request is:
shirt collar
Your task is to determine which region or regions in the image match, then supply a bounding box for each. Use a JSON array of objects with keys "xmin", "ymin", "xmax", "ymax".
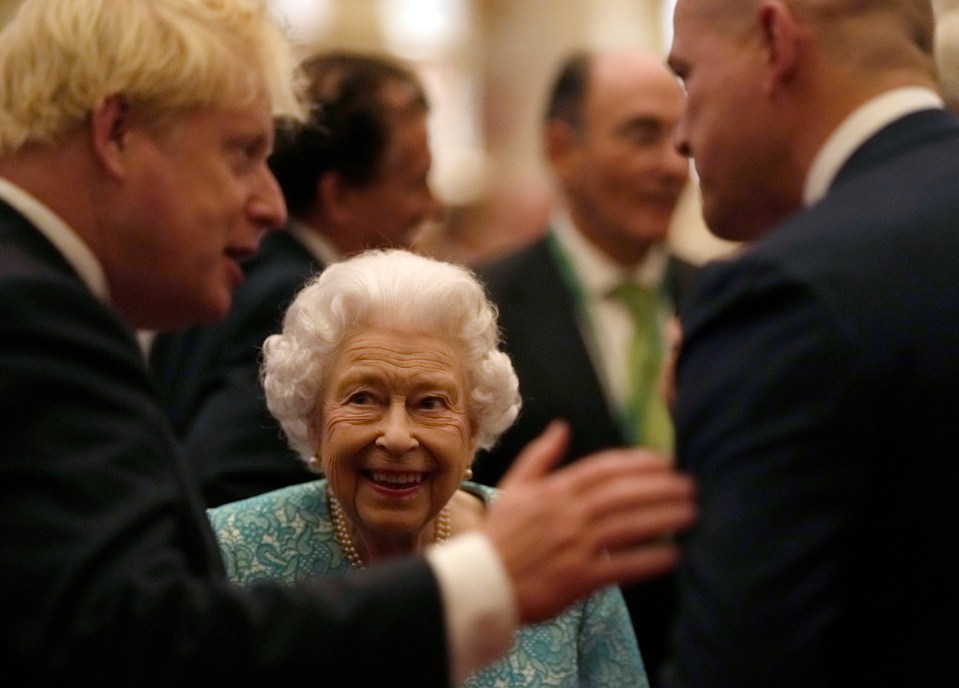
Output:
[
  {"xmin": 0, "ymin": 177, "xmax": 109, "ymax": 302},
  {"xmin": 286, "ymin": 219, "xmax": 342, "ymax": 266},
  {"xmin": 551, "ymin": 209, "xmax": 667, "ymax": 298},
  {"xmin": 803, "ymin": 87, "xmax": 944, "ymax": 206}
]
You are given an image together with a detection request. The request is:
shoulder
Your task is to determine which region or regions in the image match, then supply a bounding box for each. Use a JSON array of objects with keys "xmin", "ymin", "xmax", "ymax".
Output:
[
  {"xmin": 474, "ymin": 235, "xmax": 552, "ymax": 295},
  {"xmin": 208, "ymin": 479, "xmax": 327, "ymax": 532},
  {"xmin": 0, "ymin": 232, "xmax": 147, "ymax": 374},
  {"xmin": 458, "ymin": 481, "xmax": 497, "ymax": 503},
  {"xmin": 448, "ymin": 482, "xmax": 495, "ymax": 535},
  {"xmin": 209, "ymin": 479, "xmax": 342, "ymax": 585}
]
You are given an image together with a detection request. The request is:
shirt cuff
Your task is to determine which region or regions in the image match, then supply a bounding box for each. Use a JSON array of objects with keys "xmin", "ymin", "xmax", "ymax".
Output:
[{"xmin": 426, "ymin": 532, "xmax": 519, "ymax": 685}]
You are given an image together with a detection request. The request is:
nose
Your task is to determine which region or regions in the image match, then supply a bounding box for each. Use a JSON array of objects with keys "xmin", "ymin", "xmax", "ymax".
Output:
[
  {"xmin": 673, "ymin": 117, "xmax": 692, "ymax": 160},
  {"xmin": 375, "ymin": 401, "xmax": 419, "ymax": 454},
  {"xmin": 661, "ymin": 140, "xmax": 691, "ymax": 185},
  {"xmin": 250, "ymin": 164, "xmax": 288, "ymax": 232}
]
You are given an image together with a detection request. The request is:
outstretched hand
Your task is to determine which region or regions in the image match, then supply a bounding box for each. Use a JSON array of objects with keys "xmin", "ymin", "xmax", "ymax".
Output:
[{"xmin": 482, "ymin": 420, "xmax": 697, "ymax": 624}]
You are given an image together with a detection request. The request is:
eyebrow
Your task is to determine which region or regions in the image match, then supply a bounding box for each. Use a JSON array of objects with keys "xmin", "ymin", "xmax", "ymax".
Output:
[
  {"xmin": 334, "ymin": 367, "xmax": 460, "ymax": 393},
  {"xmin": 620, "ymin": 116, "xmax": 666, "ymax": 131}
]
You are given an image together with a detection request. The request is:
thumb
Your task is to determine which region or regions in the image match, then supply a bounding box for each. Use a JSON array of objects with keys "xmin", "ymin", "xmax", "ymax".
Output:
[{"xmin": 497, "ymin": 419, "xmax": 570, "ymax": 488}]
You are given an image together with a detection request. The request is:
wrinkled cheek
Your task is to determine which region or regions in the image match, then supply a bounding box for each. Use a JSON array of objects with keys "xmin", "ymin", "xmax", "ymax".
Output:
[
  {"xmin": 318, "ymin": 417, "xmax": 347, "ymax": 472},
  {"xmin": 320, "ymin": 417, "xmax": 372, "ymax": 490},
  {"xmin": 320, "ymin": 443, "xmax": 353, "ymax": 501}
]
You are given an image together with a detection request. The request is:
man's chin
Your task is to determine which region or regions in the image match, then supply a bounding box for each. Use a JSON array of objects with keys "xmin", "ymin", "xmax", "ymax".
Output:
[{"xmin": 145, "ymin": 294, "xmax": 232, "ymax": 332}]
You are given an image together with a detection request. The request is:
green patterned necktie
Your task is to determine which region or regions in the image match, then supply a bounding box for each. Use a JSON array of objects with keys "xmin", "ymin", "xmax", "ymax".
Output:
[{"xmin": 610, "ymin": 281, "xmax": 674, "ymax": 453}]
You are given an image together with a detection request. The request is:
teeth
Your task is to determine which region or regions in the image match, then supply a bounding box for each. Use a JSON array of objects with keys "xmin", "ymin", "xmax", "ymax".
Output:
[{"xmin": 371, "ymin": 472, "xmax": 423, "ymax": 485}]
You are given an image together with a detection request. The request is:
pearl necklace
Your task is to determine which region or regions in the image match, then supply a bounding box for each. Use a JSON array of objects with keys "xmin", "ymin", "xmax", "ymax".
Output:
[{"xmin": 327, "ymin": 486, "xmax": 452, "ymax": 570}]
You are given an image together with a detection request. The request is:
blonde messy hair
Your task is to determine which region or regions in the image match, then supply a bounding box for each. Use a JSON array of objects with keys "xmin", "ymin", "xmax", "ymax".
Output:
[{"xmin": 0, "ymin": 0, "xmax": 306, "ymax": 155}]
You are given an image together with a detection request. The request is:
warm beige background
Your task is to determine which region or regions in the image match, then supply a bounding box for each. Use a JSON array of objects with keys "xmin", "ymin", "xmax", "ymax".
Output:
[{"xmin": 0, "ymin": 0, "xmax": 20, "ymax": 24}]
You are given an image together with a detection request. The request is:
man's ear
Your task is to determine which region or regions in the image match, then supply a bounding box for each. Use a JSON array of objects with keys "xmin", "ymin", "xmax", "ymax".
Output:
[
  {"xmin": 318, "ymin": 171, "xmax": 354, "ymax": 225},
  {"xmin": 545, "ymin": 120, "xmax": 579, "ymax": 181},
  {"xmin": 758, "ymin": 0, "xmax": 801, "ymax": 95},
  {"xmin": 90, "ymin": 94, "xmax": 132, "ymax": 178}
]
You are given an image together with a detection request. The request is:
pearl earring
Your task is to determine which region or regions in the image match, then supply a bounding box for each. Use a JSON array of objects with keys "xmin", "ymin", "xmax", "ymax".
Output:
[{"xmin": 463, "ymin": 467, "xmax": 473, "ymax": 481}]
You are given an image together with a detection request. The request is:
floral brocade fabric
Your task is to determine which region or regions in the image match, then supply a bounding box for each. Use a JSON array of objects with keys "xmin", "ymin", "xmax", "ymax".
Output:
[{"xmin": 209, "ymin": 480, "xmax": 649, "ymax": 688}]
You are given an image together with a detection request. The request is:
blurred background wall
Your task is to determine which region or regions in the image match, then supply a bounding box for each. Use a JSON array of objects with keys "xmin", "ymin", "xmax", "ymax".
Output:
[{"xmin": 0, "ymin": 0, "xmax": 737, "ymax": 265}]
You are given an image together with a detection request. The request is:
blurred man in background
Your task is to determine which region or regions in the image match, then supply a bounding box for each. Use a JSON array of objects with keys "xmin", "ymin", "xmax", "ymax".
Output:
[{"xmin": 474, "ymin": 48, "xmax": 695, "ymax": 684}]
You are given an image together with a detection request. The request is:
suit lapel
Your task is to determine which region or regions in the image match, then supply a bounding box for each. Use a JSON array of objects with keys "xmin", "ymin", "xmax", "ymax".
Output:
[{"xmin": 501, "ymin": 237, "xmax": 624, "ymax": 445}]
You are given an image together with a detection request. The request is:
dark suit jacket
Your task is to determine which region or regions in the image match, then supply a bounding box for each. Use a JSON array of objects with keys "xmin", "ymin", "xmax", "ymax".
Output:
[
  {"xmin": 150, "ymin": 229, "xmax": 321, "ymax": 506},
  {"xmin": 669, "ymin": 108, "xmax": 959, "ymax": 688},
  {"xmin": 474, "ymin": 232, "xmax": 699, "ymax": 685},
  {"xmin": 0, "ymin": 206, "xmax": 447, "ymax": 686}
]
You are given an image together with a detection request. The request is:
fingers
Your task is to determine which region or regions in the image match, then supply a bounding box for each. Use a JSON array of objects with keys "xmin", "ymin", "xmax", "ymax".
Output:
[
  {"xmin": 553, "ymin": 469, "xmax": 697, "ymax": 555},
  {"xmin": 591, "ymin": 499, "xmax": 697, "ymax": 551},
  {"xmin": 497, "ymin": 419, "xmax": 570, "ymax": 488},
  {"xmin": 488, "ymin": 428, "xmax": 699, "ymax": 625},
  {"xmin": 548, "ymin": 447, "xmax": 684, "ymax": 496},
  {"xmin": 591, "ymin": 542, "xmax": 683, "ymax": 590},
  {"xmin": 577, "ymin": 469, "xmax": 697, "ymax": 522}
]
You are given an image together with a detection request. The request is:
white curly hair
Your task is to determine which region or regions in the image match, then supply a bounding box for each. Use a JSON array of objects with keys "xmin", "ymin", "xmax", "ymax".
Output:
[{"xmin": 261, "ymin": 249, "xmax": 522, "ymax": 464}]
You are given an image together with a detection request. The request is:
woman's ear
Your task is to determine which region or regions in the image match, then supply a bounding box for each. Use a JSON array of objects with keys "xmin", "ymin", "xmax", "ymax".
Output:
[
  {"xmin": 90, "ymin": 94, "xmax": 132, "ymax": 178},
  {"xmin": 545, "ymin": 119, "xmax": 580, "ymax": 182}
]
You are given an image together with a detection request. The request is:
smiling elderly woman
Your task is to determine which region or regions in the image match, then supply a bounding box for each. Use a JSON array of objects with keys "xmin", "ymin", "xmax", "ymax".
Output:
[{"xmin": 208, "ymin": 249, "xmax": 649, "ymax": 687}]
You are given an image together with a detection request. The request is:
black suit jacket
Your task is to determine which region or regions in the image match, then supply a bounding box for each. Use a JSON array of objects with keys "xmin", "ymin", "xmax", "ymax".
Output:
[
  {"xmin": 0, "ymin": 206, "xmax": 447, "ymax": 686},
  {"xmin": 150, "ymin": 229, "xmax": 321, "ymax": 506},
  {"xmin": 669, "ymin": 108, "xmax": 959, "ymax": 688},
  {"xmin": 474, "ymin": 232, "xmax": 699, "ymax": 685}
]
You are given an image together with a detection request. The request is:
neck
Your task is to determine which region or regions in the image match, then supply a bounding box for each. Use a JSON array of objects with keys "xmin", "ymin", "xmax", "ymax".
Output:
[
  {"xmin": 327, "ymin": 486, "xmax": 451, "ymax": 569},
  {"xmin": 0, "ymin": 136, "xmax": 100, "ymax": 250},
  {"xmin": 566, "ymin": 207, "xmax": 658, "ymax": 269}
]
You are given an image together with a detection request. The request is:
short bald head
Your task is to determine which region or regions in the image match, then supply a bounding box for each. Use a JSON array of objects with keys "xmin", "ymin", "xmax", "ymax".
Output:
[{"xmin": 544, "ymin": 48, "xmax": 689, "ymax": 267}]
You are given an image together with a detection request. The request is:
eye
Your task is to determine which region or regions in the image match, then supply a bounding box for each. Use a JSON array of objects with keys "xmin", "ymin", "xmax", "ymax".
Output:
[
  {"xmin": 348, "ymin": 391, "xmax": 375, "ymax": 405},
  {"xmin": 227, "ymin": 137, "xmax": 269, "ymax": 174},
  {"xmin": 622, "ymin": 120, "xmax": 664, "ymax": 147},
  {"xmin": 418, "ymin": 396, "xmax": 448, "ymax": 410}
]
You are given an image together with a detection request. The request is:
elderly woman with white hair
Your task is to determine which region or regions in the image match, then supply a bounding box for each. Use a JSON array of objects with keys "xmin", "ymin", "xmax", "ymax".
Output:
[{"xmin": 209, "ymin": 249, "xmax": 649, "ymax": 687}]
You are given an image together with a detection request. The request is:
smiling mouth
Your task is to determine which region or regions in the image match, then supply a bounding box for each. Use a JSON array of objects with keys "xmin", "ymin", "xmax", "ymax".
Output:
[{"xmin": 365, "ymin": 471, "xmax": 427, "ymax": 488}]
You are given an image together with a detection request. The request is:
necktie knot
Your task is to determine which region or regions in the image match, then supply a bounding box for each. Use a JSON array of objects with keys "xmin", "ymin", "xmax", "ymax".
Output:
[{"xmin": 610, "ymin": 281, "xmax": 658, "ymax": 326}]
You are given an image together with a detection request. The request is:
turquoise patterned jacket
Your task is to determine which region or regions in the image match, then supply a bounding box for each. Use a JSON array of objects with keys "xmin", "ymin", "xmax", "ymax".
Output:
[{"xmin": 209, "ymin": 480, "xmax": 649, "ymax": 687}]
